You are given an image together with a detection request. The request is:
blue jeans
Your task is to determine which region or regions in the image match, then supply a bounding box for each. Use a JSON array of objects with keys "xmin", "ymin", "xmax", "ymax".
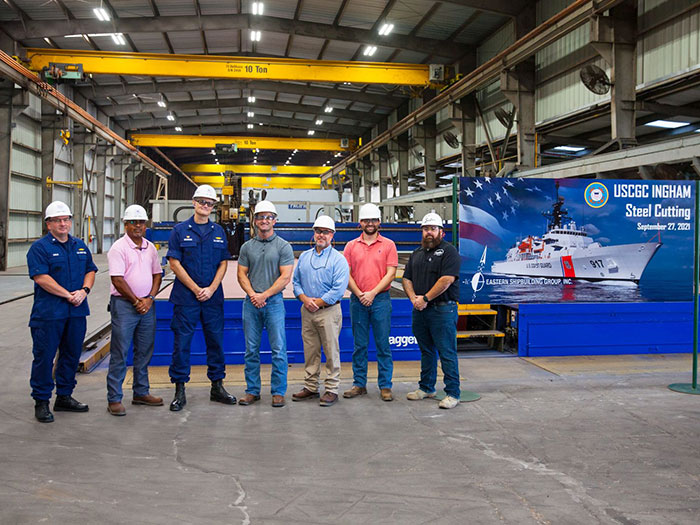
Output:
[
  {"xmin": 350, "ymin": 292, "xmax": 393, "ymax": 389},
  {"xmin": 412, "ymin": 302, "xmax": 460, "ymax": 398},
  {"xmin": 169, "ymin": 302, "xmax": 226, "ymax": 383},
  {"xmin": 107, "ymin": 296, "xmax": 156, "ymax": 402},
  {"xmin": 30, "ymin": 317, "xmax": 86, "ymax": 400},
  {"xmin": 242, "ymin": 294, "xmax": 287, "ymax": 396}
]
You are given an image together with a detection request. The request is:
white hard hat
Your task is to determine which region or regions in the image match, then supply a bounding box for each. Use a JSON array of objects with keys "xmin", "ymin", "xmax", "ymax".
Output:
[
  {"xmin": 193, "ymin": 184, "xmax": 218, "ymax": 201},
  {"xmin": 123, "ymin": 204, "xmax": 149, "ymax": 221},
  {"xmin": 45, "ymin": 201, "xmax": 72, "ymax": 219},
  {"xmin": 254, "ymin": 200, "xmax": 277, "ymax": 216},
  {"xmin": 313, "ymin": 215, "xmax": 336, "ymax": 232},
  {"xmin": 359, "ymin": 203, "xmax": 381, "ymax": 221},
  {"xmin": 421, "ymin": 212, "xmax": 443, "ymax": 228}
]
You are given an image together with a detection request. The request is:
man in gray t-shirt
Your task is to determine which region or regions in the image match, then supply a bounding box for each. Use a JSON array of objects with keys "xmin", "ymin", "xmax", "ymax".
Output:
[{"xmin": 237, "ymin": 200, "xmax": 294, "ymax": 407}]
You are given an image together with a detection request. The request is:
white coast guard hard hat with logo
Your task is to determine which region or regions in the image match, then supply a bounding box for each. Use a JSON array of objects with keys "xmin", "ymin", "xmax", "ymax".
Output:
[
  {"xmin": 313, "ymin": 215, "xmax": 336, "ymax": 232},
  {"xmin": 192, "ymin": 184, "xmax": 218, "ymax": 201},
  {"xmin": 123, "ymin": 204, "xmax": 149, "ymax": 221},
  {"xmin": 45, "ymin": 201, "xmax": 72, "ymax": 219},
  {"xmin": 254, "ymin": 200, "xmax": 277, "ymax": 216},
  {"xmin": 421, "ymin": 212, "xmax": 443, "ymax": 228},
  {"xmin": 359, "ymin": 203, "xmax": 381, "ymax": 221}
]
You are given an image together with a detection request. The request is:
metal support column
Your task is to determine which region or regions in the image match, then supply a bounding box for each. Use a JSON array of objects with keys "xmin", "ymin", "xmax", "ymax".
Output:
[
  {"xmin": 95, "ymin": 144, "xmax": 106, "ymax": 253},
  {"xmin": 0, "ymin": 80, "xmax": 13, "ymax": 270},
  {"xmin": 112, "ymin": 152, "xmax": 124, "ymax": 239},
  {"xmin": 41, "ymin": 101, "xmax": 58, "ymax": 222},
  {"xmin": 418, "ymin": 90, "xmax": 437, "ymax": 189},
  {"xmin": 590, "ymin": 0, "xmax": 637, "ymax": 147},
  {"xmin": 500, "ymin": 10, "xmax": 536, "ymax": 170}
]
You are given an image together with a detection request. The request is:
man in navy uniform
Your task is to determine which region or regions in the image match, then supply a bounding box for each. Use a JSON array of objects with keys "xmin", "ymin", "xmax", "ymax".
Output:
[
  {"xmin": 166, "ymin": 184, "xmax": 236, "ymax": 411},
  {"xmin": 26, "ymin": 201, "xmax": 98, "ymax": 423}
]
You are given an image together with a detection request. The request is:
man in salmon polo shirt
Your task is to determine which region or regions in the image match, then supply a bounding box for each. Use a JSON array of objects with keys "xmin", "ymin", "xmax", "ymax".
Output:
[
  {"xmin": 342, "ymin": 203, "xmax": 398, "ymax": 402},
  {"xmin": 106, "ymin": 205, "xmax": 163, "ymax": 416}
]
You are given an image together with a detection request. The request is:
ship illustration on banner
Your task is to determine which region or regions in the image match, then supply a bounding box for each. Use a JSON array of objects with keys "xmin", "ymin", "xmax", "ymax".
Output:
[{"xmin": 459, "ymin": 177, "xmax": 694, "ymax": 304}]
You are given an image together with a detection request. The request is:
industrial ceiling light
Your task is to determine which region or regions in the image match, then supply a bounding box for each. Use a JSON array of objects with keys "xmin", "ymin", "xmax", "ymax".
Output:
[
  {"xmin": 166, "ymin": 114, "xmax": 175, "ymax": 121},
  {"xmin": 378, "ymin": 23, "xmax": 394, "ymax": 36},
  {"xmin": 645, "ymin": 120, "xmax": 690, "ymax": 129},
  {"xmin": 363, "ymin": 46, "xmax": 377, "ymax": 57},
  {"xmin": 43, "ymin": 37, "xmax": 52, "ymax": 45},
  {"xmin": 250, "ymin": 30, "xmax": 261, "ymax": 42},
  {"xmin": 324, "ymin": 106, "xmax": 333, "ymax": 113},
  {"xmin": 111, "ymin": 33, "xmax": 126, "ymax": 45},
  {"xmin": 315, "ymin": 119, "xmax": 323, "ymax": 125},
  {"xmin": 157, "ymin": 100, "xmax": 167, "ymax": 108},
  {"xmin": 211, "ymin": 150, "xmax": 216, "ymax": 155},
  {"xmin": 248, "ymin": 96, "xmax": 256, "ymax": 103},
  {"xmin": 252, "ymin": 2, "xmax": 264, "ymax": 15},
  {"xmin": 247, "ymin": 123, "xmax": 254, "ymax": 129},
  {"xmin": 307, "ymin": 130, "xmax": 315, "ymax": 135},
  {"xmin": 247, "ymin": 111, "xmax": 255, "ymax": 117},
  {"xmin": 175, "ymin": 126, "xmax": 182, "ymax": 132},
  {"xmin": 93, "ymin": 7, "xmax": 110, "ymax": 21},
  {"xmin": 552, "ymin": 145, "xmax": 585, "ymax": 152}
]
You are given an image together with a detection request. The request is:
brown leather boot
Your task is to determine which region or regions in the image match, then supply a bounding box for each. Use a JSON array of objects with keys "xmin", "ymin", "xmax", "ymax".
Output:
[
  {"xmin": 292, "ymin": 388, "xmax": 319, "ymax": 401},
  {"xmin": 343, "ymin": 386, "xmax": 367, "ymax": 398},
  {"xmin": 319, "ymin": 392, "xmax": 338, "ymax": 407}
]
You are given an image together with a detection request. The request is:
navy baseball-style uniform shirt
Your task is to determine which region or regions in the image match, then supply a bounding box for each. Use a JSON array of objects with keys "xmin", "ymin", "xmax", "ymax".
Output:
[
  {"xmin": 26, "ymin": 233, "xmax": 98, "ymax": 326},
  {"xmin": 166, "ymin": 216, "xmax": 230, "ymax": 305},
  {"xmin": 404, "ymin": 239, "xmax": 460, "ymax": 302}
]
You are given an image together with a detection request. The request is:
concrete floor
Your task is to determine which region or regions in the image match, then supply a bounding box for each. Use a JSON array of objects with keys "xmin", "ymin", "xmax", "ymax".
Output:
[{"xmin": 1, "ymin": 257, "xmax": 699, "ymax": 524}]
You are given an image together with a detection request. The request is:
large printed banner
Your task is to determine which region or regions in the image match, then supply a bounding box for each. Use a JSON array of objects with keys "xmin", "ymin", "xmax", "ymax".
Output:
[{"xmin": 459, "ymin": 177, "xmax": 695, "ymax": 304}]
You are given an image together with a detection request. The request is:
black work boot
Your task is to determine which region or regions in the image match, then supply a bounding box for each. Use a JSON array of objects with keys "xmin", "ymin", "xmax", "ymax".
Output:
[
  {"xmin": 53, "ymin": 395, "xmax": 89, "ymax": 412},
  {"xmin": 34, "ymin": 399, "xmax": 54, "ymax": 423},
  {"xmin": 170, "ymin": 383, "xmax": 186, "ymax": 412},
  {"xmin": 210, "ymin": 380, "xmax": 236, "ymax": 405}
]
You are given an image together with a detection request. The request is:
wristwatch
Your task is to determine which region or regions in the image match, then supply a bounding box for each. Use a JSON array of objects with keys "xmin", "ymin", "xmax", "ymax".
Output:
[
  {"xmin": 82, "ymin": 287, "xmax": 91, "ymax": 295},
  {"xmin": 147, "ymin": 294, "xmax": 155, "ymax": 300},
  {"xmin": 422, "ymin": 295, "xmax": 430, "ymax": 303}
]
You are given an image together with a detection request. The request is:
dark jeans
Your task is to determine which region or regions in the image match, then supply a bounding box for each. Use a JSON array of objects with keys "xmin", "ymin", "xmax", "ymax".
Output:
[
  {"xmin": 107, "ymin": 296, "xmax": 156, "ymax": 402},
  {"xmin": 412, "ymin": 302, "xmax": 460, "ymax": 398},
  {"xmin": 350, "ymin": 292, "xmax": 393, "ymax": 389}
]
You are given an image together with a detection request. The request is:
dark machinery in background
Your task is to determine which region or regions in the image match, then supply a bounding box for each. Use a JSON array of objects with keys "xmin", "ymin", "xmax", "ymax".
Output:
[{"xmin": 220, "ymin": 171, "xmax": 245, "ymax": 259}]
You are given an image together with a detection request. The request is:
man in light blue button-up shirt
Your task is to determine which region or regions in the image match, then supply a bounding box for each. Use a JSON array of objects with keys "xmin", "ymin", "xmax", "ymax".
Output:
[{"xmin": 292, "ymin": 216, "xmax": 349, "ymax": 407}]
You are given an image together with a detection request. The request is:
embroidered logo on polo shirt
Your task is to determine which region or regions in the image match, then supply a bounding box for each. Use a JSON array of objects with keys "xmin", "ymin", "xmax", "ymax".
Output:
[{"xmin": 435, "ymin": 249, "xmax": 444, "ymax": 257}]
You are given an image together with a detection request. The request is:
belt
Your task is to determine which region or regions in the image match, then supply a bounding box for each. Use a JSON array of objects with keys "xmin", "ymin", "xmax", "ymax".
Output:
[
  {"xmin": 317, "ymin": 302, "xmax": 339, "ymax": 310},
  {"xmin": 427, "ymin": 300, "xmax": 456, "ymax": 307}
]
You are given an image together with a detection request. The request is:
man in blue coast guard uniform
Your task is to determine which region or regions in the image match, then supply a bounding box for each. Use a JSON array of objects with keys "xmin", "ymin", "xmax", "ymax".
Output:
[
  {"xmin": 27, "ymin": 201, "xmax": 98, "ymax": 423},
  {"xmin": 166, "ymin": 184, "xmax": 236, "ymax": 411}
]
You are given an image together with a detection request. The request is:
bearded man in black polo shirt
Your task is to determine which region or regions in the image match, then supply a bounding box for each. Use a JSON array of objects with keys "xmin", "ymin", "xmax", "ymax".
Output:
[{"xmin": 402, "ymin": 212, "xmax": 461, "ymax": 409}]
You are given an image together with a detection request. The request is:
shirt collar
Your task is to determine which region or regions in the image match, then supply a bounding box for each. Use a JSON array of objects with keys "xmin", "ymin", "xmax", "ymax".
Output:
[
  {"xmin": 359, "ymin": 233, "xmax": 383, "ymax": 246},
  {"xmin": 312, "ymin": 244, "xmax": 333, "ymax": 257},
  {"xmin": 48, "ymin": 233, "xmax": 73, "ymax": 245},
  {"xmin": 255, "ymin": 232, "xmax": 277, "ymax": 243},
  {"xmin": 124, "ymin": 234, "xmax": 147, "ymax": 250}
]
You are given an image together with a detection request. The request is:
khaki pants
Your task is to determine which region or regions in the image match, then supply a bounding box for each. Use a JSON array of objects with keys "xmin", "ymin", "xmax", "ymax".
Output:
[{"xmin": 300, "ymin": 303, "xmax": 342, "ymax": 394}]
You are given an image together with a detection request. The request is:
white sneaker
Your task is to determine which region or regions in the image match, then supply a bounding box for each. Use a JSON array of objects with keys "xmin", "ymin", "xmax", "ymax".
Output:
[
  {"xmin": 438, "ymin": 395, "xmax": 460, "ymax": 409},
  {"xmin": 406, "ymin": 389, "xmax": 435, "ymax": 400}
]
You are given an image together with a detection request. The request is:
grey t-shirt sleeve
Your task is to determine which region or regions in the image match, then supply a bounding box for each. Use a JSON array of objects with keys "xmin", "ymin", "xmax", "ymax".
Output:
[
  {"xmin": 238, "ymin": 242, "xmax": 249, "ymax": 267},
  {"xmin": 279, "ymin": 241, "xmax": 294, "ymax": 266}
]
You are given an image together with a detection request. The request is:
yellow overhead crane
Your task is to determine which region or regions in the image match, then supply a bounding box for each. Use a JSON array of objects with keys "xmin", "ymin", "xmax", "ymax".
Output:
[
  {"xmin": 130, "ymin": 134, "xmax": 353, "ymax": 151},
  {"xmin": 182, "ymin": 164, "xmax": 330, "ymax": 175},
  {"xmin": 193, "ymin": 175, "xmax": 321, "ymax": 190},
  {"xmin": 25, "ymin": 49, "xmax": 433, "ymax": 85}
]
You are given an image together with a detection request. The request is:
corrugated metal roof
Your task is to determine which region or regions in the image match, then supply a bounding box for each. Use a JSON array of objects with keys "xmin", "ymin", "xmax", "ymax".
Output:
[
  {"xmin": 298, "ymin": 0, "xmax": 345, "ymax": 25},
  {"xmin": 130, "ymin": 33, "xmax": 170, "ymax": 53},
  {"xmin": 205, "ymin": 29, "xmax": 241, "ymax": 54},
  {"xmin": 152, "ymin": 0, "xmax": 197, "ymax": 17},
  {"xmin": 110, "ymin": 0, "xmax": 155, "ymax": 18},
  {"xmin": 287, "ymin": 35, "xmax": 325, "ymax": 60},
  {"xmin": 13, "ymin": 0, "xmax": 64, "ymax": 20},
  {"xmin": 167, "ymin": 31, "xmax": 205, "ymax": 54},
  {"xmin": 339, "ymin": 0, "xmax": 386, "ymax": 31},
  {"xmin": 320, "ymin": 41, "xmax": 360, "ymax": 62},
  {"xmin": 255, "ymin": 0, "xmax": 297, "ymax": 19}
]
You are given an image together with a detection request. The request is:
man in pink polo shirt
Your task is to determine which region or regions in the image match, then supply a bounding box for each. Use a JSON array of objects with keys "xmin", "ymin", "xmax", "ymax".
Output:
[
  {"xmin": 106, "ymin": 205, "xmax": 163, "ymax": 416},
  {"xmin": 343, "ymin": 203, "xmax": 398, "ymax": 402}
]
